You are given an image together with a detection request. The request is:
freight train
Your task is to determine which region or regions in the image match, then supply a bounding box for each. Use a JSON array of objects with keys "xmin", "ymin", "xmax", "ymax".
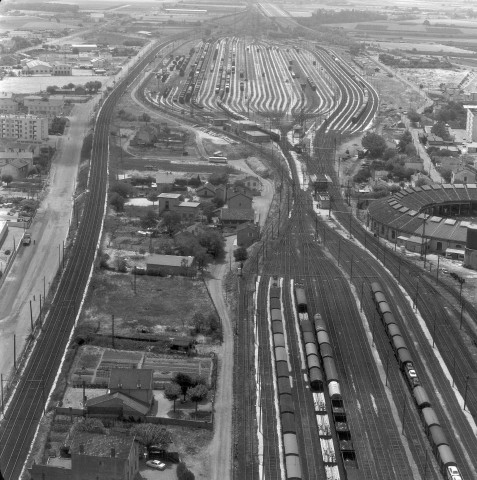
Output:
[
  {"xmin": 269, "ymin": 280, "xmax": 303, "ymax": 480},
  {"xmin": 370, "ymin": 282, "xmax": 465, "ymax": 480}
]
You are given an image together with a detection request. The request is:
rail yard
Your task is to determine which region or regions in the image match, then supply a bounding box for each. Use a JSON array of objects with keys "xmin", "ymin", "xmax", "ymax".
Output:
[{"xmin": 1, "ymin": 2, "xmax": 477, "ymax": 480}]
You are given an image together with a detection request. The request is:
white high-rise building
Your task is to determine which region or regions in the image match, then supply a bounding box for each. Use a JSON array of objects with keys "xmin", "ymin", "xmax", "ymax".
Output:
[
  {"xmin": 0, "ymin": 114, "xmax": 48, "ymax": 142},
  {"xmin": 464, "ymin": 105, "xmax": 477, "ymax": 143}
]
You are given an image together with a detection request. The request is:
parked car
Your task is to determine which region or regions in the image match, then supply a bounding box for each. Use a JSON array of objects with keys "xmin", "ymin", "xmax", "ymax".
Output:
[{"xmin": 146, "ymin": 460, "xmax": 166, "ymax": 470}]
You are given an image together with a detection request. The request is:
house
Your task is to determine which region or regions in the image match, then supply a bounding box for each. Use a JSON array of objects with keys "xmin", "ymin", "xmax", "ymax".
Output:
[
  {"xmin": 196, "ymin": 182, "xmax": 217, "ymax": 199},
  {"xmin": 109, "ymin": 368, "xmax": 154, "ymax": 405},
  {"xmin": 22, "ymin": 60, "xmax": 52, "ymax": 75},
  {"xmin": 158, "ymin": 193, "xmax": 183, "ymax": 213},
  {"xmin": 237, "ymin": 222, "xmax": 260, "ymax": 248},
  {"xmin": 146, "ymin": 254, "xmax": 195, "ymax": 276},
  {"xmin": 242, "ymin": 175, "xmax": 261, "ymax": 192},
  {"xmin": 227, "ymin": 191, "xmax": 253, "ymax": 210},
  {"xmin": 85, "ymin": 368, "xmax": 153, "ymax": 419},
  {"xmin": 452, "ymin": 165, "xmax": 477, "ymax": 184},
  {"xmin": 214, "ymin": 184, "xmax": 226, "ymax": 203},
  {"xmin": 177, "ymin": 201, "xmax": 201, "ymax": 220},
  {"xmin": 0, "ymin": 93, "xmax": 19, "ymax": 113},
  {"xmin": 0, "ymin": 151, "xmax": 33, "ymax": 179},
  {"xmin": 28, "ymin": 432, "xmax": 139, "ymax": 480},
  {"xmin": 218, "ymin": 208, "xmax": 255, "ymax": 227}
]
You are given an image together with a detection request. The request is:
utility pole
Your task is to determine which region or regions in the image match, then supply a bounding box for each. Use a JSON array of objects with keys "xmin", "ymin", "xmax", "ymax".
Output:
[
  {"xmin": 30, "ymin": 300, "xmax": 34, "ymax": 332},
  {"xmin": 112, "ymin": 315, "xmax": 115, "ymax": 349}
]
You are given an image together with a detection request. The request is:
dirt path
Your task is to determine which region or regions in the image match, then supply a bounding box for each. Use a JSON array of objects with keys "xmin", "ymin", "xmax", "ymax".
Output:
[{"xmin": 204, "ymin": 235, "xmax": 236, "ymax": 480}]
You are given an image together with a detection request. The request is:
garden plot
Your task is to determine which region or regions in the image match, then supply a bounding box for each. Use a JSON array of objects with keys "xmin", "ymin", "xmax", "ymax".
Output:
[{"xmin": 144, "ymin": 353, "xmax": 213, "ymax": 388}]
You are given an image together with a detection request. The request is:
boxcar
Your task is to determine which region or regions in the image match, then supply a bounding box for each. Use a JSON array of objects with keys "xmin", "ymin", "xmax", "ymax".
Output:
[
  {"xmin": 429, "ymin": 425, "xmax": 449, "ymax": 455},
  {"xmin": 280, "ymin": 395, "xmax": 295, "ymax": 414},
  {"xmin": 319, "ymin": 342, "xmax": 333, "ymax": 359},
  {"xmin": 301, "ymin": 320, "xmax": 314, "ymax": 332},
  {"xmin": 276, "ymin": 361, "xmax": 289, "ymax": 378},
  {"xmin": 322, "ymin": 357, "xmax": 339, "ymax": 383},
  {"xmin": 273, "ymin": 333, "xmax": 285, "ymax": 348},
  {"xmin": 436, "ymin": 444, "xmax": 457, "ymax": 474},
  {"xmin": 271, "ymin": 309, "xmax": 283, "ymax": 322},
  {"xmin": 303, "ymin": 331, "xmax": 316, "ymax": 345},
  {"xmin": 309, "ymin": 367, "xmax": 323, "ymax": 391},
  {"xmin": 278, "ymin": 377, "xmax": 292, "ymax": 396},
  {"xmin": 272, "ymin": 322, "xmax": 284, "ymax": 335},
  {"xmin": 421, "ymin": 407, "xmax": 440, "ymax": 435},
  {"xmin": 275, "ymin": 346, "xmax": 288, "ymax": 363}
]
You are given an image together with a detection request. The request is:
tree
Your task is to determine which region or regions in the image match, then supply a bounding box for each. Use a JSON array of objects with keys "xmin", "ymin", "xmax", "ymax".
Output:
[
  {"xmin": 162, "ymin": 210, "xmax": 181, "ymax": 235},
  {"xmin": 72, "ymin": 47, "xmax": 79, "ymax": 54},
  {"xmin": 407, "ymin": 110, "xmax": 421, "ymax": 124},
  {"xmin": 46, "ymin": 85, "xmax": 58, "ymax": 94},
  {"xmin": 440, "ymin": 167, "xmax": 452, "ymax": 183},
  {"xmin": 164, "ymin": 382, "xmax": 181, "ymax": 412},
  {"xmin": 73, "ymin": 418, "xmax": 106, "ymax": 434},
  {"xmin": 186, "ymin": 384, "xmax": 209, "ymax": 412},
  {"xmin": 382, "ymin": 148, "xmax": 397, "ymax": 161},
  {"xmin": 397, "ymin": 130, "xmax": 413, "ymax": 152},
  {"xmin": 1, "ymin": 174, "xmax": 13, "ymax": 187},
  {"xmin": 361, "ymin": 132, "xmax": 387, "ymax": 158},
  {"xmin": 110, "ymin": 192, "xmax": 125, "ymax": 212},
  {"xmin": 141, "ymin": 210, "xmax": 158, "ymax": 229},
  {"xmin": 174, "ymin": 373, "xmax": 195, "ymax": 401},
  {"xmin": 140, "ymin": 113, "xmax": 151, "ymax": 123},
  {"xmin": 198, "ymin": 229, "xmax": 225, "ymax": 259},
  {"xmin": 404, "ymin": 143, "xmax": 417, "ymax": 157},
  {"xmin": 130, "ymin": 424, "xmax": 172, "ymax": 451},
  {"xmin": 147, "ymin": 192, "xmax": 159, "ymax": 206},
  {"xmin": 208, "ymin": 172, "xmax": 228, "ymax": 186},
  {"xmin": 431, "ymin": 121, "xmax": 449, "ymax": 140},
  {"xmin": 234, "ymin": 247, "xmax": 248, "ymax": 262},
  {"xmin": 177, "ymin": 463, "xmax": 195, "ymax": 480},
  {"xmin": 110, "ymin": 181, "xmax": 133, "ymax": 198},
  {"xmin": 188, "ymin": 175, "xmax": 201, "ymax": 188}
]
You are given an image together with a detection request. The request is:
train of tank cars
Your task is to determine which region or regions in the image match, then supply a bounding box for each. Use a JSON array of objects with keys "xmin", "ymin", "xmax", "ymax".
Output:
[
  {"xmin": 371, "ymin": 282, "xmax": 464, "ymax": 480},
  {"xmin": 267, "ymin": 278, "xmax": 358, "ymax": 480}
]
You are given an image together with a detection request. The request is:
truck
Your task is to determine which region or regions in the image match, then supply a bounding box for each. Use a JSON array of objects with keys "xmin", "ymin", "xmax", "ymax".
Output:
[{"xmin": 23, "ymin": 232, "xmax": 32, "ymax": 246}]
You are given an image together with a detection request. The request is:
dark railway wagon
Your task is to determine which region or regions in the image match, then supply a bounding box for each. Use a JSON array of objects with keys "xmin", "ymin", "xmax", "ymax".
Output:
[
  {"xmin": 281, "ymin": 412, "xmax": 296, "ymax": 434},
  {"xmin": 413, "ymin": 386, "xmax": 431, "ymax": 409},
  {"xmin": 319, "ymin": 342, "xmax": 333, "ymax": 359},
  {"xmin": 276, "ymin": 361, "xmax": 289, "ymax": 378},
  {"xmin": 280, "ymin": 395, "xmax": 295, "ymax": 414},
  {"xmin": 302, "ymin": 331, "xmax": 315, "ymax": 345},
  {"xmin": 429, "ymin": 425, "xmax": 449, "ymax": 454},
  {"xmin": 301, "ymin": 320, "xmax": 314, "ymax": 332},
  {"xmin": 322, "ymin": 357, "xmax": 339, "ymax": 383},
  {"xmin": 278, "ymin": 377, "xmax": 292, "ymax": 396},
  {"xmin": 309, "ymin": 367, "xmax": 323, "ymax": 391},
  {"xmin": 270, "ymin": 287, "xmax": 281, "ymax": 299},
  {"xmin": 294, "ymin": 285, "xmax": 307, "ymax": 313},
  {"xmin": 272, "ymin": 322, "xmax": 284, "ymax": 335},
  {"xmin": 270, "ymin": 298, "xmax": 281, "ymax": 310},
  {"xmin": 275, "ymin": 346, "xmax": 288, "ymax": 363}
]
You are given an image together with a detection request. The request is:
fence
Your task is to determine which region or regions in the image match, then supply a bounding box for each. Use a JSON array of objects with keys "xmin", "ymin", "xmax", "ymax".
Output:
[{"xmin": 54, "ymin": 407, "xmax": 213, "ymax": 430}]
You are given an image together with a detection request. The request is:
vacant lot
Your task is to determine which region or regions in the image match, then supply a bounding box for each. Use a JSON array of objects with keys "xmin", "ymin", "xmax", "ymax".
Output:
[{"xmin": 81, "ymin": 270, "xmax": 216, "ymax": 336}]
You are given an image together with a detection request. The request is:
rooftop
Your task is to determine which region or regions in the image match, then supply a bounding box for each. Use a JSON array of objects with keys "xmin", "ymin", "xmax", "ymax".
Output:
[
  {"xmin": 109, "ymin": 368, "xmax": 153, "ymax": 391},
  {"xmin": 146, "ymin": 254, "xmax": 194, "ymax": 267},
  {"xmin": 70, "ymin": 432, "xmax": 134, "ymax": 459},
  {"xmin": 86, "ymin": 392, "xmax": 150, "ymax": 415},
  {"xmin": 158, "ymin": 193, "xmax": 183, "ymax": 199},
  {"xmin": 178, "ymin": 201, "xmax": 200, "ymax": 208},
  {"xmin": 220, "ymin": 208, "xmax": 255, "ymax": 221}
]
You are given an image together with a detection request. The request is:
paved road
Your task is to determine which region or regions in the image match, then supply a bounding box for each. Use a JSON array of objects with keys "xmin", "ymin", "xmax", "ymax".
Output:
[{"xmin": 0, "ymin": 101, "xmax": 93, "ymax": 386}]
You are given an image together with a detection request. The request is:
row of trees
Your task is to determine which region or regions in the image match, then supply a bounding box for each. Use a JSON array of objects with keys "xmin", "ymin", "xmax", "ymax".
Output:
[
  {"xmin": 46, "ymin": 81, "xmax": 102, "ymax": 95},
  {"xmin": 164, "ymin": 373, "xmax": 209, "ymax": 413}
]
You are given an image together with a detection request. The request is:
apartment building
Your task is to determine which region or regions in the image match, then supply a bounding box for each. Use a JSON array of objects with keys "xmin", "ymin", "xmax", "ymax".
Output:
[
  {"xmin": 23, "ymin": 96, "xmax": 64, "ymax": 116},
  {"xmin": 0, "ymin": 114, "xmax": 49, "ymax": 142},
  {"xmin": 0, "ymin": 93, "xmax": 19, "ymax": 114}
]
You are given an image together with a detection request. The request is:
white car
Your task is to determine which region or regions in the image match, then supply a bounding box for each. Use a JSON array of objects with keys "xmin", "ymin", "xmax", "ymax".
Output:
[{"xmin": 146, "ymin": 460, "xmax": 166, "ymax": 470}]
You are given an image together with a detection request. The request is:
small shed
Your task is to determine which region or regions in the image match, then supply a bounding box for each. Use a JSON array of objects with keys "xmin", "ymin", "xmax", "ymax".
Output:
[{"xmin": 170, "ymin": 337, "xmax": 196, "ymax": 352}]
